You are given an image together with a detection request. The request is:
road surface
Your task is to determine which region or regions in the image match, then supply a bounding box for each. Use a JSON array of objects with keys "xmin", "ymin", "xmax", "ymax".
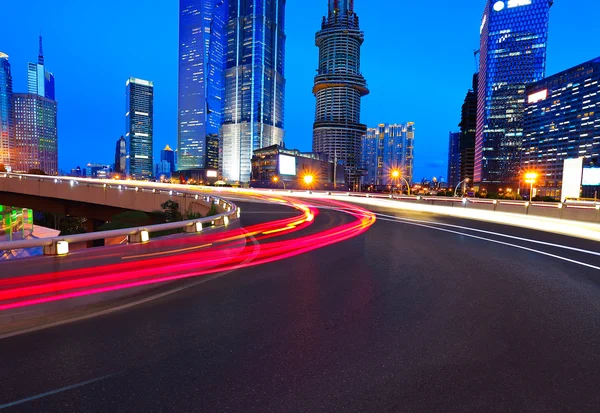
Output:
[{"xmin": 1, "ymin": 198, "xmax": 600, "ymax": 412}]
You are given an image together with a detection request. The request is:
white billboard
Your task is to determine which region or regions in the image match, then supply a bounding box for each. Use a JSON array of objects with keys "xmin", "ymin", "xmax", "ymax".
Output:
[
  {"xmin": 206, "ymin": 170, "xmax": 218, "ymax": 178},
  {"xmin": 582, "ymin": 168, "xmax": 600, "ymax": 186},
  {"xmin": 279, "ymin": 154, "xmax": 296, "ymax": 176},
  {"xmin": 561, "ymin": 158, "xmax": 583, "ymax": 202}
]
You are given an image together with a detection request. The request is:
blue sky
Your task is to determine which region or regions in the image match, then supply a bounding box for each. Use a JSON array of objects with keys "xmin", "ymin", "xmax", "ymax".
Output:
[{"xmin": 1, "ymin": 0, "xmax": 599, "ymax": 180}]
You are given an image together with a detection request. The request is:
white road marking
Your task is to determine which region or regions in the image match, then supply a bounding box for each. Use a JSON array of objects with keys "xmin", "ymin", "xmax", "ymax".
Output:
[
  {"xmin": 376, "ymin": 216, "xmax": 600, "ymax": 272},
  {"xmin": 0, "ymin": 373, "xmax": 120, "ymax": 410}
]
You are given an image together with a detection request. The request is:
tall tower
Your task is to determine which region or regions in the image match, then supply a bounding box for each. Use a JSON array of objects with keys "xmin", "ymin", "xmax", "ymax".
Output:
[
  {"xmin": 125, "ymin": 77, "xmax": 154, "ymax": 179},
  {"xmin": 312, "ymin": 0, "xmax": 369, "ymax": 189},
  {"xmin": 27, "ymin": 36, "xmax": 55, "ymax": 101},
  {"xmin": 221, "ymin": 0, "xmax": 286, "ymax": 183},
  {"xmin": 178, "ymin": 0, "xmax": 227, "ymax": 175},
  {"xmin": 0, "ymin": 52, "xmax": 14, "ymax": 168},
  {"xmin": 474, "ymin": 0, "xmax": 552, "ymax": 190}
]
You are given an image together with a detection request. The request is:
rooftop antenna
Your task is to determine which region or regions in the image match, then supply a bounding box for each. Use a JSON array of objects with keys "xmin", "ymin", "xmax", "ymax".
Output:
[{"xmin": 38, "ymin": 35, "xmax": 44, "ymax": 65}]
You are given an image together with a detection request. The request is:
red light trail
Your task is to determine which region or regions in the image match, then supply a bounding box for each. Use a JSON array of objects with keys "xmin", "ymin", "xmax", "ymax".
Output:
[{"xmin": 0, "ymin": 198, "xmax": 375, "ymax": 311}]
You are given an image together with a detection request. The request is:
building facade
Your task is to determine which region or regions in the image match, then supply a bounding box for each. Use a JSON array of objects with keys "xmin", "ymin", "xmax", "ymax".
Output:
[
  {"xmin": 447, "ymin": 132, "xmax": 461, "ymax": 189},
  {"xmin": 312, "ymin": 0, "xmax": 369, "ymax": 189},
  {"xmin": 459, "ymin": 73, "xmax": 478, "ymax": 185},
  {"xmin": 160, "ymin": 144, "xmax": 176, "ymax": 174},
  {"xmin": 27, "ymin": 37, "xmax": 55, "ymax": 101},
  {"xmin": 522, "ymin": 57, "xmax": 600, "ymax": 199},
  {"xmin": 220, "ymin": 0, "xmax": 286, "ymax": 183},
  {"xmin": 114, "ymin": 136, "xmax": 126, "ymax": 174},
  {"xmin": 0, "ymin": 52, "xmax": 14, "ymax": 168},
  {"xmin": 475, "ymin": 0, "xmax": 552, "ymax": 189},
  {"xmin": 178, "ymin": 0, "xmax": 227, "ymax": 175},
  {"xmin": 13, "ymin": 93, "xmax": 58, "ymax": 175},
  {"xmin": 125, "ymin": 77, "xmax": 154, "ymax": 179},
  {"xmin": 251, "ymin": 144, "xmax": 344, "ymax": 190},
  {"xmin": 362, "ymin": 123, "xmax": 415, "ymax": 187}
]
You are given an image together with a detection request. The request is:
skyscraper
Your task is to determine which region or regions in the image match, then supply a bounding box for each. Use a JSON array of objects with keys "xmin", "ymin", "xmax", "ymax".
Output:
[
  {"xmin": 178, "ymin": 0, "xmax": 227, "ymax": 175},
  {"xmin": 13, "ymin": 93, "xmax": 58, "ymax": 175},
  {"xmin": 114, "ymin": 135, "xmax": 126, "ymax": 174},
  {"xmin": 447, "ymin": 132, "xmax": 461, "ymax": 189},
  {"xmin": 475, "ymin": 0, "xmax": 552, "ymax": 189},
  {"xmin": 27, "ymin": 37, "xmax": 55, "ymax": 101},
  {"xmin": 221, "ymin": 0, "xmax": 286, "ymax": 183},
  {"xmin": 362, "ymin": 123, "xmax": 415, "ymax": 187},
  {"xmin": 160, "ymin": 144, "xmax": 176, "ymax": 173},
  {"xmin": 312, "ymin": 0, "xmax": 369, "ymax": 189},
  {"xmin": 125, "ymin": 77, "xmax": 154, "ymax": 179},
  {"xmin": 458, "ymin": 74, "xmax": 478, "ymax": 185},
  {"xmin": 0, "ymin": 52, "xmax": 14, "ymax": 168}
]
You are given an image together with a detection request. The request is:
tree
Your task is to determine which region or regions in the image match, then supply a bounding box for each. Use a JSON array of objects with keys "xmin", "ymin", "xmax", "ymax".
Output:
[
  {"xmin": 27, "ymin": 169, "xmax": 47, "ymax": 175},
  {"xmin": 161, "ymin": 200, "xmax": 181, "ymax": 222}
]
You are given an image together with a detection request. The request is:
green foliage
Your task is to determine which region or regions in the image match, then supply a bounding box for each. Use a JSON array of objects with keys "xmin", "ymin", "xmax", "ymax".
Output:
[
  {"xmin": 99, "ymin": 211, "xmax": 152, "ymax": 231},
  {"xmin": 27, "ymin": 169, "xmax": 47, "ymax": 175},
  {"xmin": 59, "ymin": 216, "xmax": 88, "ymax": 236},
  {"xmin": 161, "ymin": 200, "xmax": 182, "ymax": 222}
]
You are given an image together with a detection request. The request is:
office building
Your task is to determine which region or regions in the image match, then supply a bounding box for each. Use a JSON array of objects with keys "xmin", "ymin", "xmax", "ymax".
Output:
[
  {"xmin": 0, "ymin": 52, "xmax": 14, "ymax": 168},
  {"xmin": 522, "ymin": 57, "xmax": 600, "ymax": 199},
  {"xmin": 362, "ymin": 123, "xmax": 415, "ymax": 188},
  {"xmin": 13, "ymin": 93, "xmax": 58, "ymax": 175},
  {"xmin": 220, "ymin": 0, "xmax": 286, "ymax": 183},
  {"xmin": 178, "ymin": 0, "xmax": 227, "ymax": 177},
  {"xmin": 86, "ymin": 163, "xmax": 111, "ymax": 179},
  {"xmin": 125, "ymin": 77, "xmax": 154, "ymax": 179},
  {"xmin": 312, "ymin": 0, "xmax": 369, "ymax": 189},
  {"xmin": 459, "ymin": 73, "xmax": 478, "ymax": 184},
  {"xmin": 251, "ymin": 144, "xmax": 344, "ymax": 190},
  {"xmin": 114, "ymin": 135, "xmax": 126, "ymax": 174},
  {"xmin": 475, "ymin": 0, "xmax": 552, "ymax": 189},
  {"xmin": 27, "ymin": 37, "xmax": 55, "ymax": 101},
  {"xmin": 447, "ymin": 132, "xmax": 461, "ymax": 189}
]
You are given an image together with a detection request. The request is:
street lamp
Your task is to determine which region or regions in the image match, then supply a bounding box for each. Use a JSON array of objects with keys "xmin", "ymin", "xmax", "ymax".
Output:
[
  {"xmin": 303, "ymin": 174, "xmax": 314, "ymax": 189},
  {"xmin": 454, "ymin": 178, "xmax": 470, "ymax": 197},
  {"xmin": 272, "ymin": 176, "xmax": 286, "ymax": 189},
  {"xmin": 391, "ymin": 169, "xmax": 411, "ymax": 195},
  {"xmin": 524, "ymin": 172, "xmax": 538, "ymax": 201}
]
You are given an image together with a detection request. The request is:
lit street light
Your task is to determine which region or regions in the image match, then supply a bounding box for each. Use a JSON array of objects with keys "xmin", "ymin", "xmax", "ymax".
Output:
[
  {"xmin": 303, "ymin": 174, "xmax": 314, "ymax": 188},
  {"xmin": 524, "ymin": 172, "xmax": 538, "ymax": 201},
  {"xmin": 390, "ymin": 169, "xmax": 411, "ymax": 195},
  {"xmin": 272, "ymin": 176, "xmax": 286, "ymax": 189},
  {"xmin": 454, "ymin": 178, "xmax": 470, "ymax": 197}
]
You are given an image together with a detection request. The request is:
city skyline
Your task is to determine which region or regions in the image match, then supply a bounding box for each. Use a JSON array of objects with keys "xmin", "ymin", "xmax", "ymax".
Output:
[{"xmin": 1, "ymin": 0, "xmax": 598, "ymax": 179}]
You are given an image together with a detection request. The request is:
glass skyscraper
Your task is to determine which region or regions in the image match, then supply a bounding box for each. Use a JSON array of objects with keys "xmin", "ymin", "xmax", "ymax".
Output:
[
  {"xmin": 27, "ymin": 37, "xmax": 55, "ymax": 101},
  {"xmin": 475, "ymin": 0, "xmax": 552, "ymax": 189},
  {"xmin": 362, "ymin": 123, "xmax": 415, "ymax": 186},
  {"xmin": 0, "ymin": 52, "xmax": 14, "ymax": 168},
  {"xmin": 221, "ymin": 0, "xmax": 286, "ymax": 183},
  {"xmin": 447, "ymin": 132, "xmax": 461, "ymax": 189},
  {"xmin": 114, "ymin": 136, "xmax": 126, "ymax": 175},
  {"xmin": 178, "ymin": 0, "xmax": 227, "ymax": 174},
  {"xmin": 522, "ymin": 57, "xmax": 600, "ymax": 199},
  {"xmin": 125, "ymin": 77, "xmax": 154, "ymax": 179},
  {"xmin": 313, "ymin": 0, "xmax": 369, "ymax": 189}
]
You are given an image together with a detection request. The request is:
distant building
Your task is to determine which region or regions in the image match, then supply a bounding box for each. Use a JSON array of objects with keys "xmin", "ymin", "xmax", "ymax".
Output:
[
  {"xmin": 362, "ymin": 123, "xmax": 415, "ymax": 187},
  {"xmin": 459, "ymin": 73, "xmax": 478, "ymax": 184},
  {"xmin": 313, "ymin": 0, "xmax": 369, "ymax": 189},
  {"xmin": 27, "ymin": 37, "xmax": 55, "ymax": 101},
  {"xmin": 70, "ymin": 166, "xmax": 83, "ymax": 177},
  {"xmin": 155, "ymin": 160, "xmax": 172, "ymax": 180},
  {"xmin": 86, "ymin": 163, "xmax": 111, "ymax": 179},
  {"xmin": 447, "ymin": 132, "xmax": 461, "ymax": 189},
  {"xmin": 114, "ymin": 136, "xmax": 126, "ymax": 174},
  {"xmin": 0, "ymin": 52, "xmax": 14, "ymax": 168},
  {"xmin": 178, "ymin": 0, "xmax": 227, "ymax": 174},
  {"xmin": 160, "ymin": 144, "xmax": 176, "ymax": 173},
  {"xmin": 13, "ymin": 93, "xmax": 58, "ymax": 175},
  {"xmin": 475, "ymin": 0, "xmax": 552, "ymax": 189},
  {"xmin": 251, "ymin": 145, "xmax": 344, "ymax": 190},
  {"xmin": 221, "ymin": 0, "xmax": 286, "ymax": 183},
  {"xmin": 125, "ymin": 77, "xmax": 154, "ymax": 179},
  {"xmin": 522, "ymin": 57, "xmax": 600, "ymax": 199}
]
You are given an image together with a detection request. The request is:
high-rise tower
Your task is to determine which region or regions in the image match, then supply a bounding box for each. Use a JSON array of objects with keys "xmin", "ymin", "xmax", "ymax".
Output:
[
  {"xmin": 312, "ymin": 0, "xmax": 369, "ymax": 189},
  {"xmin": 474, "ymin": 0, "xmax": 552, "ymax": 189},
  {"xmin": 221, "ymin": 0, "xmax": 286, "ymax": 183},
  {"xmin": 0, "ymin": 52, "xmax": 14, "ymax": 168},
  {"xmin": 27, "ymin": 37, "xmax": 55, "ymax": 101},
  {"xmin": 125, "ymin": 77, "xmax": 154, "ymax": 179},
  {"xmin": 178, "ymin": 0, "xmax": 227, "ymax": 175}
]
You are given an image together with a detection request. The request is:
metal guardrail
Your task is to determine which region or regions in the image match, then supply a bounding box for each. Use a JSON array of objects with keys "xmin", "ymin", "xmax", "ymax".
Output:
[{"xmin": 0, "ymin": 173, "xmax": 240, "ymax": 255}]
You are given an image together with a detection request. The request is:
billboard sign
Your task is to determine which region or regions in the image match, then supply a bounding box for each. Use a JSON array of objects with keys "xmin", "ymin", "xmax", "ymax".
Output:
[
  {"xmin": 279, "ymin": 155, "xmax": 297, "ymax": 176},
  {"xmin": 582, "ymin": 168, "xmax": 600, "ymax": 186},
  {"xmin": 561, "ymin": 158, "xmax": 583, "ymax": 201}
]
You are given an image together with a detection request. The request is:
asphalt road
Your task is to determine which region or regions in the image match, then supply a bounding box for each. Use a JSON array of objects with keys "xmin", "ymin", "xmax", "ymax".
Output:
[{"xmin": 1, "ymin": 199, "xmax": 600, "ymax": 412}]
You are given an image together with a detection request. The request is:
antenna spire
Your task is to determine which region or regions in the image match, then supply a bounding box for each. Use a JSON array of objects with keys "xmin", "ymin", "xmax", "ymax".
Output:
[{"xmin": 38, "ymin": 35, "xmax": 44, "ymax": 65}]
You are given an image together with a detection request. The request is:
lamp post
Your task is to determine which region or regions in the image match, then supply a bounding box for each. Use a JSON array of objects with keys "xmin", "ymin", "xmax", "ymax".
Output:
[
  {"xmin": 272, "ymin": 176, "xmax": 286, "ymax": 190},
  {"xmin": 303, "ymin": 174, "xmax": 314, "ymax": 190},
  {"xmin": 391, "ymin": 170, "xmax": 411, "ymax": 195},
  {"xmin": 524, "ymin": 172, "xmax": 538, "ymax": 201},
  {"xmin": 454, "ymin": 178, "xmax": 470, "ymax": 197}
]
